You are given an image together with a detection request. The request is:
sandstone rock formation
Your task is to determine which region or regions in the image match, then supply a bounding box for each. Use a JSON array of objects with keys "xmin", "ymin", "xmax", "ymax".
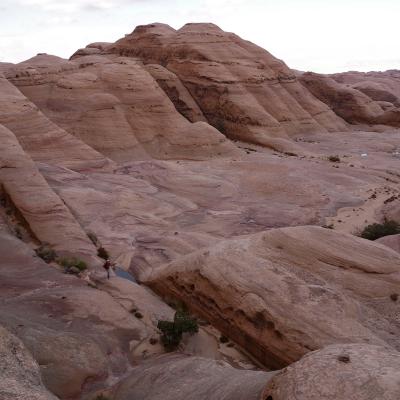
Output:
[
  {"xmin": 0, "ymin": 325, "xmax": 59, "ymax": 400},
  {"xmin": 109, "ymin": 354, "xmax": 275, "ymax": 400},
  {"xmin": 108, "ymin": 23, "xmax": 348, "ymax": 150},
  {"xmin": 300, "ymin": 70, "xmax": 400, "ymax": 128},
  {"xmin": 1, "ymin": 21, "xmax": 400, "ymax": 400},
  {"xmin": 377, "ymin": 234, "xmax": 400, "ymax": 253},
  {"xmin": 146, "ymin": 226, "xmax": 400, "ymax": 369},
  {"xmin": 0, "ymin": 228, "xmax": 158, "ymax": 398},
  {"xmin": 299, "ymin": 72, "xmax": 384, "ymax": 124},
  {"xmin": 144, "ymin": 63, "xmax": 207, "ymax": 123},
  {"xmin": 5, "ymin": 54, "xmax": 240, "ymax": 162},
  {"xmin": 262, "ymin": 343, "xmax": 400, "ymax": 400},
  {"xmin": 0, "ymin": 123, "xmax": 99, "ymax": 261},
  {"xmin": 331, "ymin": 70, "xmax": 400, "ymax": 106},
  {"xmin": 0, "ymin": 72, "xmax": 110, "ymax": 171}
]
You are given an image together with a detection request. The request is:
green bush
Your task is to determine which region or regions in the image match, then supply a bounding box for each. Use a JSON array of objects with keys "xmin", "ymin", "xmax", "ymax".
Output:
[
  {"xmin": 328, "ymin": 155, "xmax": 340, "ymax": 163},
  {"xmin": 359, "ymin": 220, "xmax": 400, "ymax": 240},
  {"xmin": 58, "ymin": 257, "xmax": 87, "ymax": 274},
  {"xmin": 95, "ymin": 395, "xmax": 110, "ymax": 400},
  {"xmin": 219, "ymin": 335, "xmax": 229, "ymax": 343},
  {"xmin": 35, "ymin": 244, "xmax": 57, "ymax": 263},
  {"xmin": 97, "ymin": 246, "xmax": 109, "ymax": 260},
  {"xmin": 157, "ymin": 310, "xmax": 199, "ymax": 351}
]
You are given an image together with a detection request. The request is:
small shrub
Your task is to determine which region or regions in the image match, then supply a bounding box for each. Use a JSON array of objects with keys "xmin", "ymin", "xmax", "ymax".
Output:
[
  {"xmin": 97, "ymin": 246, "xmax": 109, "ymax": 260},
  {"xmin": 328, "ymin": 155, "xmax": 340, "ymax": 163},
  {"xmin": 214, "ymin": 119, "xmax": 226, "ymax": 134},
  {"xmin": 219, "ymin": 335, "xmax": 229, "ymax": 344},
  {"xmin": 337, "ymin": 354, "xmax": 350, "ymax": 363},
  {"xmin": 322, "ymin": 224, "xmax": 334, "ymax": 230},
  {"xmin": 157, "ymin": 310, "xmax": 198, "ymax": 351},
  {"xmin": 58, "ymin": 257, "xmax": 87, "ymax": 274},
  {"xmin": 134, "ymin": 311, "xmax": 143, "ymax": 319},
  {"xmin": 390, "ymin": 293, "xmax": 398, "ymax": 302},
  {"xmin": 14, "ymin": 226, "xmax": 23, "ymax": 239},
  {"xmin": 95, "ymin": 395, "xmax": 110, "ymax": 400},
  {"xmin": 149, "ymin": 338, "xmax": 158, "ymax": 345},
  {"xmin": 359, "ymin": 220, "xmax": 400, "ymax": 240},
  {"xmin": 35, "ymin": 244, "xmax": 57, "ymax": 263}
]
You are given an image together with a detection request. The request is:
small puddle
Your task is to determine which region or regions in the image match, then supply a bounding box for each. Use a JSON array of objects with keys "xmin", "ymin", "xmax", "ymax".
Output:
[{"xmin": 114, "ymin": 267, "xmax": 136, "ymax": 282}]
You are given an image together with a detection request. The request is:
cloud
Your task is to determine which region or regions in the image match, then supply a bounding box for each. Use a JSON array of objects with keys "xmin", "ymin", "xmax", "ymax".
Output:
[
  {"xmin": 19, "ymin": 0, "xmax": 136, "ymax": 13},
  {"xmin": 3, "ymin": 0, "xmax": 400, "ymax": 72}
]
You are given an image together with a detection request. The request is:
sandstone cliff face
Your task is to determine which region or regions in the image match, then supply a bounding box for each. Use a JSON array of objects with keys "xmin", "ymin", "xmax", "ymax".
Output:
[
  {"xmin": 0, "ymin": 72, "xmax": 110, "ymax": 171},
  {"xmin": 5, "ymin": 54, "xmax": 240, "ymax": 162},
  {"xmin": 108, "ymin": 23, "xmax": 348, "ymax": 150},
  {"xmin": 146, "ymin": 226, "xmax": 400, "ymax": 369},
  {"xmin": 144, "ymin": 63, "xmax": 208, "ymax": 123},
  {"xmin": 300, "ymin": 70, "xmax": 400, "ymax": 127},
  {"xmin": 299, "ymin": 72, "xmax": 385, "ymax": 124},
  {"xmin": 331, "ymin": 70, "xmax": 400, "ymax": 106},
  {"xmin": 0, "ymin": 124, "xmax": 99, "ymax": 261}
]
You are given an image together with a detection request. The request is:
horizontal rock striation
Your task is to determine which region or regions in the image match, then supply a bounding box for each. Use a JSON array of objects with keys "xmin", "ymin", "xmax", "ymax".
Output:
[
  {"xmin": 146, "ymin": 226, "xmax": 400, "ymax": 369},
  {"xmin": 108, "ymin": 23, "xmax": 349, "ymax": 150}
]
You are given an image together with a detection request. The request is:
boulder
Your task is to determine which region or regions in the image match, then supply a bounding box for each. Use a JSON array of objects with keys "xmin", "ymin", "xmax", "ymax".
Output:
[
  {"xmin": 110, "ymin": 354, "xmax": 275, "ymax": 400},
  {"xmin": 145, "ymin": 226, "xmax": 400, "ymax": 369},
  {"xmin": 0, "ymin": 325, "xmax": 59, "ymax": 400},
  {"xmin": 262, "ymin": 344, "xmax": 400, "ymax": 400}
]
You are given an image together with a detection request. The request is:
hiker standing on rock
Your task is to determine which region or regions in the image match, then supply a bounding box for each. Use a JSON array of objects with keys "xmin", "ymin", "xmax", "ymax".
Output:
[{"xmin": 103, "ymin": 259, "xmax": 112, "ymax": 279}]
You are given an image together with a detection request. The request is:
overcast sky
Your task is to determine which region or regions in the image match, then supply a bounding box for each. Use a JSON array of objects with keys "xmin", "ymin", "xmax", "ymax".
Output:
[{"xmin": 1, "ymin": 0, "xmax": 399, "ymax": 73}]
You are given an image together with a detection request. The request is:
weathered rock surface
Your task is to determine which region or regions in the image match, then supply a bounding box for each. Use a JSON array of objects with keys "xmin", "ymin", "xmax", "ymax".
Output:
[
  {"xmin": 146, "ymin": 226, "xmax": 400, "ymax": 369},
  {"xmin": 144, "ymin": 63, "xmax": 207, "ymax": 123},
  {"xmin": 299, "ymin": 72, "xmax": 385, "ymax": 124},
  {"xmin": 36, "ymin": 139, "xmax": 400, "ymax": 279},
  {"xmin": 109, "ymin": 354, "xmax": 275, "ymax": 400},
  {"xmin": 6, "ymin": 54, "xmax": 240, "ymax": 162},
  {"xmin": 0, "ymin": 325, "xmax": 59, "ymax": 400},
  {"xmin": 262, "ymin": 344, "xmax": 400, "ymax": 400},
  {"xmin": 108, "ymin": 23, "xmax": 348, "ymax": 150},
  {"xmin": 378, "ymin": 234, "xmax": 400, "ymax": 253},
  {"xmin": 300, "ymin": 70, "xmax": 400, "ymax": 128},
  {"xmin": 0, "ymin": 72, "xmax": 110, "ymax": 171},
  {"xmin": 0, "ymin": 229, "xmax": 157, "ymax": 398},
  {"xmin": 0, "ymin": 124, "xmax": 98, "ymax": 261},
  {"xmin": 331, "ymin": 70, "xmax": 400, "ymax": 106}
]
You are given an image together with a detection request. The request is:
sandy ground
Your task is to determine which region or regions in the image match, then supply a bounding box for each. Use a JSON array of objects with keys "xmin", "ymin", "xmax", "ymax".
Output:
[{"xmin": 326, "ymin": 184, "xmax": 400, "ymax": 234}]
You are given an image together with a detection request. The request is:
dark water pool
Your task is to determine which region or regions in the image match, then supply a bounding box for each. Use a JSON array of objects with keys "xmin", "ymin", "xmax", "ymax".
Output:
[{"xmin": 114, "ymin": 267, "xmax": 136, "ymax": 282}]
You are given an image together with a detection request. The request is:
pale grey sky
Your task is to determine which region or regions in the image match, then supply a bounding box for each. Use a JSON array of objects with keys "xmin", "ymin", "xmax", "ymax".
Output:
[{"xmin": 1, "ymin": 0, "xmax": 399, "ymax": 73}]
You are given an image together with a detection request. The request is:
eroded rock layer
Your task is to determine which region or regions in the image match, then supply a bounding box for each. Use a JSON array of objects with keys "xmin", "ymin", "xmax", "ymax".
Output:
[
  {"xmin": 146, "ymin": 226, "xmax": 400, "ymax": 369},
  {"xmin": 108, "ymin": 23, "xmax": 349, "ymax": 150},
  {"xmin": 262, "ymin": 344, "xmax": 400, "ymax": 400},
  {"xmin": 4, "ymin": 54, "xmax": 240, "ymax": 162}
]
